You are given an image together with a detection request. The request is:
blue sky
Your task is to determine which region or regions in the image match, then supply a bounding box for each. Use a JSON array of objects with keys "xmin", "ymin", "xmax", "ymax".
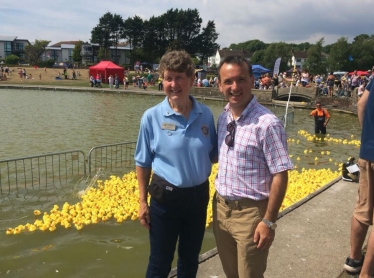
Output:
[{"xmin": 2, "ymin": 0, "xmax": 374, "ymax": 48}]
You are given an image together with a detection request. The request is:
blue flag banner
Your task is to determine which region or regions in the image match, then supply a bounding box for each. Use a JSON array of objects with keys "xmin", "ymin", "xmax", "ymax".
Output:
[{"xmin": 349, "ymin": 55, "xmax": 354, "ymax": 61}]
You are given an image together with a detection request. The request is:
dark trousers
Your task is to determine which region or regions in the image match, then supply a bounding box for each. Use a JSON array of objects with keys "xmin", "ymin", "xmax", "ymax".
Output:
[
  {"xmin": 315, "ymin": 123, "xmax": 326, "ymax": 134},
  {"xmin": 158, "ymin": 83, "xmax": 163, "ymax": 91},
  {"xmin": 146, "ymin": 181, "xmax": 209, "ymax": 278}
]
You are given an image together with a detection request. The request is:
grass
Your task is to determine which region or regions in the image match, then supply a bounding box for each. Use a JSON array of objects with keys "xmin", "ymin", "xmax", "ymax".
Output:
[
  {"xmin": 2, "ymin": 66, "xmax": 92, "ymax": 87},
  {"xmin": 0, "ymin": 66, "xmax": 163, "ymax": 90}
]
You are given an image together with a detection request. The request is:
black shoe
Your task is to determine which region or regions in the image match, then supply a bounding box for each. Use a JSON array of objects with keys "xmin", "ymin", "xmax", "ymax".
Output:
[{"xmin": 344, "ymin": 256, "xmax": 364, "ymax": 273}]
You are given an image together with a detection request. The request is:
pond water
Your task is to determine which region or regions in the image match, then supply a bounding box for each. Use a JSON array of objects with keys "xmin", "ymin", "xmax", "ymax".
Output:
[{"xmin": 0, "ymin": 89, "xmax": 362, "ymax": 277}]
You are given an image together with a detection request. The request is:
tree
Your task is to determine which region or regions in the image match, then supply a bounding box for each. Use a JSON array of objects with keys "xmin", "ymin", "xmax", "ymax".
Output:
[
  {"xmin": 302, "ymin": 38, "xmax": 327, "ymax": 75},
  {"xmin": 350, "ymin": 34, "xmax": 374, "ymax": 71},
  {"xmin": 91, "ymin": 12, "xmax": 124, "ymax": 61},
  {"xmin": 23, "ymin": 40, "xmax": 50, "ymax": 65},
  {"xmin": 326, "ymin": 37, "xmax": 351, "ymax": 72},
  {"xmin": 123, "ymin": 15, "xmax": 144, "ymax": 65},
  {"xmin": 196, "ymin": 20, "xmax": 219, "ymax": 63},
  {"xmin": 5, "ymin": 54, "xmax": 19, "ymax": 65},
  {"xmin": 97, "ymin": 47, "xmax": 106, "ymax": 62},
  {"xmin": 72, "ymin": 40, "xmax": 83, "ymax": 63},
  {"xmin": 262, "ymin": 42, "xmax": 291, "ymax": 71},
  {"xmin": 228, "ymin": 39, "xmax": 267, "ymax": 53}
]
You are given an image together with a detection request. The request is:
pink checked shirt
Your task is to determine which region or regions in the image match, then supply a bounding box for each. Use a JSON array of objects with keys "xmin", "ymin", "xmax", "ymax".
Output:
[{"xmin": 215, "ymin": 96, "xmax": 294, "ymax": 200}]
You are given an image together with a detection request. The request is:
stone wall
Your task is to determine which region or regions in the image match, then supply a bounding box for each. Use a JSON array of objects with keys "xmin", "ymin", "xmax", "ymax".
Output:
[{"xmin": 189, "ymin": 86, "xmax": 273, "ymax": 103}]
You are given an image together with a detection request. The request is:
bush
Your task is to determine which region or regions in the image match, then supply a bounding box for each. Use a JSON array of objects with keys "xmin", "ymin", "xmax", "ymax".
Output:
[
  {"xmin": 5, "ymin": 54, "xmax": 20, "ymax": 65},
  {"xmin": 37, "ymin": 59, "xmax": 55, "ymax": 68}
]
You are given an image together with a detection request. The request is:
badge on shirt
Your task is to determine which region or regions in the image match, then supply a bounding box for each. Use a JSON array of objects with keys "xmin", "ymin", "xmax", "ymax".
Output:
[
  {"xmin": 201, "ymin": 125, "xmax": 209, "ymax": 136},
  {"xmin": 162, "ymin": 122, "xmax": 176, "ymax": 131}
]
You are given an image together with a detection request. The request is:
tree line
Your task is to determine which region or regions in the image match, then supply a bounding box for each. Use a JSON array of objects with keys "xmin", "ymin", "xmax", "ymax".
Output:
[
  {"xmin": 90, "ymin": 9, "xmax": 219, "ymax": 66},
  {"xmin": 228, "ymin": 35, "xmax": 374, "ymax": 75}
]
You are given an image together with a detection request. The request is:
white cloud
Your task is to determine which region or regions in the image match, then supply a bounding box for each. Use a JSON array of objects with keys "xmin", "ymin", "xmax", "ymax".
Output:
[{"xmin": 2, "ymin": 0, "xmax": 373, "ymax": 48}]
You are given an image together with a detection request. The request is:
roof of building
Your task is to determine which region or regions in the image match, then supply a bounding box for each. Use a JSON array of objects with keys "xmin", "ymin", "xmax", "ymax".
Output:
[
  {"xmin": 218, "ymin": 49, "xmax": 252, "ymax": 59},
  {"xmin": 0, "ymin": 35, "xmax": 17, "ymax": 42},
  {"xmin": 293, "ymin": 51, "xmax": 308, "ymax": 59},
  {"xmin": 49, "ymin": 41, "xmax": 82, "ymax": 47}
]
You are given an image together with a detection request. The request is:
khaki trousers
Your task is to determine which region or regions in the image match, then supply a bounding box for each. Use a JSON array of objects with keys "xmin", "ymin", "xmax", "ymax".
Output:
[
  {"xmin": 213, "ymin": 192, "xmax": 269, "ymax": 278},
  {"xmin": 354, "ymin": 158, "xmax": 374, "ymax": 225}
]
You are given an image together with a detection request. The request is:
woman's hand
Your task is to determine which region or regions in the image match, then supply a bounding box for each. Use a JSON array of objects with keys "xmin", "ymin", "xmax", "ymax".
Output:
[{"xmin": 139, "ymin": 201, "xmax": 150, "ymax": 229}]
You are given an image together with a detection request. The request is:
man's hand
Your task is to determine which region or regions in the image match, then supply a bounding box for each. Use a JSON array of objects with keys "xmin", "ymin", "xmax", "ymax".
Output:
[
  {"xmin": 139, "ymin": 201, "xmax": 150, "ymax": 230},
  {"xmin": 253, "ymin": 221, "xmax": 275, "ymax": 250}
]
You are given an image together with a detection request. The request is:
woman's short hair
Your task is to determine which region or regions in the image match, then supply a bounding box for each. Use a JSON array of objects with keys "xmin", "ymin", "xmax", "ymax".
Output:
[{"xmin": 159, "ymin": 50, "xmax": 195, "ymax": 78}]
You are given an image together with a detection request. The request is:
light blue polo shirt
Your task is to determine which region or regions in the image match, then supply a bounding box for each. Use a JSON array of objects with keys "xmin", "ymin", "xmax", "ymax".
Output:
[{"xmin": 135, "ymin": 96, "xmax": 217, "ymax": 187}]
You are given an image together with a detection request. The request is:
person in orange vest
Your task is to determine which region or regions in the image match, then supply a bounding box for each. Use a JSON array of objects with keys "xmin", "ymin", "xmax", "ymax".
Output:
[{"xmin": 309, "ymin": 102, "xmax": 330, "ymax": 134}]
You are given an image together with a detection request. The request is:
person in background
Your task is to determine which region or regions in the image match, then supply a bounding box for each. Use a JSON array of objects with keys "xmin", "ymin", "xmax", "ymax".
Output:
[
  {"xmin": 214, "ymin": 55, "xmax": 293, "ymax": 278},
  {"xmin": 114, "ymin": 74, "xmax": 119, "ymax": 89},
  {"xmin": 368, "ymin": 67, "xmax": 374, "ymax": 85},
  {"xmin": 351, "ymin": 70, "xmax": 361, "ymax": 92},
  {"xmin": 358, "ymin": 80, "xmax": 368, "ymax": 98},
  {"xmin": 301, "ymin": 69, "xmax": 309, "ymax": 87},
  {"xmin": 309, "ymin": 102, "xmax": 330, "ymax": 134},
  {"xmin": 261, "ymin": 73, "xmax": 271, "ymax": 89},
  {"xmin": 158, "ymin": 76, "xmax": 163, "ymax": 91},
  {"xmin": 108, "ymin": 75, "xmax": 113, "ymax": 89},
  {"xmin": 124, "ymin": 76, "xmax": 129, "ymax": 89},
  {"xmin": 343, "ymin": 81, "xmax": 374, "ymax": 278},
  {"xmin": 135, "ymin": 50, "xmax": 217, "ymax": 278},
  {"xmin": 341, "ymin": 73, "xmax": 348, "ymax": 92},
  {"xmin": 272, "ymin": 73, "xmax": 279, "ymax": 88},
  {"xmin": 326, "ymin": 72, "xmax": 335, "ymax": 97}
]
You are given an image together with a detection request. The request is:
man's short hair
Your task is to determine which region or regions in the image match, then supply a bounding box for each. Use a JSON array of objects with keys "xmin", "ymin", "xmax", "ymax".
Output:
[
  {"xmin": 158, "ymin": 50, "xmax": 195, "ymax": 78},
  {"xmin": 217, "ymin": 55, "xmax": 253, "ymax": 80}
]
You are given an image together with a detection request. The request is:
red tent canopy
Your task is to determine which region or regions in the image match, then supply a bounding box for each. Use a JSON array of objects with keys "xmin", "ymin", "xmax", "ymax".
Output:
[
  {"xmin": 348, "ymin": 70, "xmax": 368, "ymax": 76},
  {"xmin": 89, "ymin": 61, "xmax": 124, "ymax": 83}
]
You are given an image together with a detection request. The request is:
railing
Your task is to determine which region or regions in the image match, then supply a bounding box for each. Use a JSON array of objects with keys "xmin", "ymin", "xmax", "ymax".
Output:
[
  {"xmin": 0, "ymin": 150, "xmax": 86, "ymax": 194},
  {"xmin": 0, "ymin": 142, "xmax": 137, "ymax": 195},
  {"xmin": 278, "ymin": 106, "xmax": 295, "ymax": 126},
  {"xmin": 87, "ymin": 142, "xmax": 136, "ymax": 174},
  {"xmin": 81, "ymin": 51, "xmax": 93, "ymax": 56}
]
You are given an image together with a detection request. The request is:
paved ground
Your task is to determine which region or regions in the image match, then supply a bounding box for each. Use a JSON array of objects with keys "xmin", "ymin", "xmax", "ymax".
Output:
[{"xmin": 169, "ymin": 178, "xmax": 370, "ymax": 278}]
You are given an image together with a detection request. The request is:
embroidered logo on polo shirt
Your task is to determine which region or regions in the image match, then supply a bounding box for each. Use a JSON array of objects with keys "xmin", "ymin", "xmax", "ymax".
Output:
[{"xmin": 201, "ymin": 125, "xmax": 209, "ymax": 136}]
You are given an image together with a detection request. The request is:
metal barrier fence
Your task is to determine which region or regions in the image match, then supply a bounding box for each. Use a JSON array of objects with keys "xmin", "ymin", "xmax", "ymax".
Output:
[
  {"xmin": 0, "ymin": 150, "xmax": 86, "ymax": 194},
  {"xmin": 276, "ymin": 106, "xmax": 295, "ymax": 126},
  {"xmin": 87, "ymin": 141, "xmax": 137, "ymax": 174},
  {"xmin": 0, "ymin": 142, "xmax": 137, "ymax": 195}
]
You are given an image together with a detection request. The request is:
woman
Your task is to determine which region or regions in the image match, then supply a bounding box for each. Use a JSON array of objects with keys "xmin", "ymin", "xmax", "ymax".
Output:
[
  {"xmin": 350, "ymin": 70, "xmax": 361, "ymax": 91},
  {"xmin": 358, "ymin": 80, "xmax": 367, "ymax": 98},
  {"xmin": 108, "ymin": 75, "xmax": 113, "ymax": 89},
  {"xmin": 301, "ymin": 69, "xmax": 309, "ymax": 87},
  {"xmin": 135, "ymin": 50, "xmax": 217, "ymax": 278},
  {"xmin": 326, "ymin": 72, "xmax": 335, "ymax": 97}
]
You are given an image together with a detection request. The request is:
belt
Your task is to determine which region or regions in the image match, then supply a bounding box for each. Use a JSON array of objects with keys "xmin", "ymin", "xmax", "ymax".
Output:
[{"xmin": 216, "ymin": 193, "xmax": 268, "ymax": 209}]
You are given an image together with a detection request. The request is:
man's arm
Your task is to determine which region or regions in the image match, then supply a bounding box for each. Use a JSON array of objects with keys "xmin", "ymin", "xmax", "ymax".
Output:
[
  {"xmin": 136, "ymin": 166, "xmax": 152, "ymax": 229},
  {"xmin": 357, "ymin": 89, "xmax": 369, "ymax": 128},
  {"xmin": 254, "ymin": 170, "xmax": 288, "ymax": 250},
  {"xmin": 324, "ymin": 109, "xmax": 330, "ymax": 126}
]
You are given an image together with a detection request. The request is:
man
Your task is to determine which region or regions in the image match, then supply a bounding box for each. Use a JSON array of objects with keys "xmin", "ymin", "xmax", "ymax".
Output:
[
  {"xmin": 365, "ymin": 69, "xmax": 372, "ymax": 83},
  {"xmin": 343, "ymin": 81, "xmax": 374, "ymax": 278},
  {"xmin": 309, "ymin": 102, "xmax": 330, "ymax": 134},
  {"xmin": 367, "ymin": 67, "xmax": 374, "ymax": 85},
  {"xmin": 214, "ymin": 55, "xmax": 294, "ymax": 278}
]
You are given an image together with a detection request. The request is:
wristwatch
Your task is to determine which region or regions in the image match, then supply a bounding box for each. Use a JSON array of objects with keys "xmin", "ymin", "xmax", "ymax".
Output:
[{"xmin": 262, "ymin": 218, "xmax": 277, "ymax": 230}]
